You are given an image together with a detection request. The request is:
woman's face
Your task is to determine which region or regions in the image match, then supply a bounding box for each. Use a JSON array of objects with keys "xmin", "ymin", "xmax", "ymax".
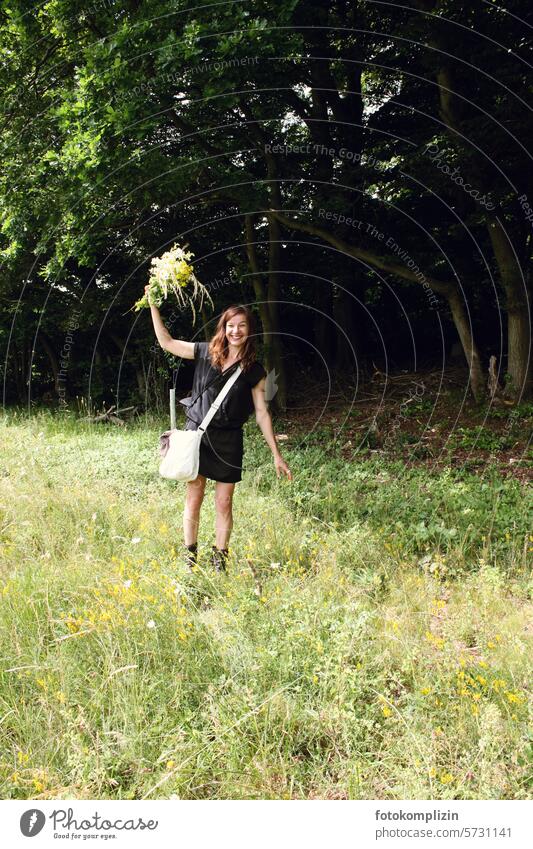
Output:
[{"xmin": 225, "ymin": 313, "xmax": 249, "ymax": 349}]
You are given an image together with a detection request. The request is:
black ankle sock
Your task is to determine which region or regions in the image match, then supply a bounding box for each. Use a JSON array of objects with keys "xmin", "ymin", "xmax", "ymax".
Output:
[{"xmin": 184, "ymin": 542, "xmax": 198, "ymax": 568}]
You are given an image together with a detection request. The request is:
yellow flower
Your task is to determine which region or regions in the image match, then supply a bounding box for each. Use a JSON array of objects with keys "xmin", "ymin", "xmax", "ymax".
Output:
[
  {"xmin": 440, "ymin": 773, "xmax": 454, "ymax": 784},
  {"xmin": 33, "ymin": 779, "xmax": 44, "ymax": 792},
  {"xmin": 166, "ymin": 760, "xmax": 175, "ymax": 769},
  {"xmin": 381, "ymin": 706, "xmax": 392, "ymax": 718},
  {"xmin": 420, "ymin": 687, "xmax": 431, "ymax": 695},
  {"xmin": 505, "ymin": 692, "xmax": 523, "ymax": 704}
]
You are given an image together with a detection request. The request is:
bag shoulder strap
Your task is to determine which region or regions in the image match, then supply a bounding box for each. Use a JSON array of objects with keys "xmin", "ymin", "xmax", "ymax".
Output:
[
  {"xmin": 187, "ymin": 360, "xmax": 240, "ymax": 408},
  {"xmin": 198, "ymin": 365, "xmax": 242, "ymax": 432}
]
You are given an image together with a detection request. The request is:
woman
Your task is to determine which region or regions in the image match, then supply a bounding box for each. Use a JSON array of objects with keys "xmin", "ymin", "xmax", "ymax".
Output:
[{"xmin": 148, "ymin": 294, "xmax": 292, "ymax": 572}]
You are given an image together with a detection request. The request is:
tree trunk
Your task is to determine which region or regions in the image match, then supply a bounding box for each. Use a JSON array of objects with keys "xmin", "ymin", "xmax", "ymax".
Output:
[
  {"xmin": 272, "ymin": 210, "xmax": 486, "ymax": 401},
  {"xmin": 506, "ymin": 307, "xmax": 531, "ymax": 402},
  {"xmin": 265, "ymin": 212, "xmax": 287, "ymax": 412},
  {"xmin": 486, "ymin": 217, "xmax": 531, "ymax": 401},
  {"xmin": 313, "ymin": 282, "xmax": 334, "ymax": 364},
  {"xmin": 426, "ymin": 38, "xmax": 531, "ymax": 402},
  {"xmin": 39, "ymin": 332, "xmax": 60, "ymax": 394},
  {"xmin": 447, "ymin": 290, "xmax": 486, "ymax": 403},
  {"xmin": 136, "ymin": 366, "xmax": 146, "ymax": 396},
  {"xmin": 244, "ymin": 214, "xmax": 287, "ymax": 412},
  {"xmin": 332, "ymin": 283, "xmax": 359, "ymax": 372},
  {"xmin": 12, "ymin": 340, "xmax": 27, "ymax": 403}
]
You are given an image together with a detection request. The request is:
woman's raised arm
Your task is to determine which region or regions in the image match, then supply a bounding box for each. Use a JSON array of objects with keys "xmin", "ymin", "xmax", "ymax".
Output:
[{"xmin": 147, "ymin": 286, "xmax": 195, "ymax": 359}]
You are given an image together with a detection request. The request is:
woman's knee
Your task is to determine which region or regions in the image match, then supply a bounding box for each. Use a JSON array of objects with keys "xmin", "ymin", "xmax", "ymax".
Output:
[
  {"xmin": 214, "ymin": 491, "xmax": 233, "ymax": 516},
  {"xmin": 186, "ymin": 478, "xmax": 206, "ymax": 510}
]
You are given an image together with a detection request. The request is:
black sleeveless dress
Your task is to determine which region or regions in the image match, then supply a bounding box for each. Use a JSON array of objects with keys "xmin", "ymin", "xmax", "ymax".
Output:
[{"xmin": 181, "ymin": 341, "xmax": 267, "ymax": 483}]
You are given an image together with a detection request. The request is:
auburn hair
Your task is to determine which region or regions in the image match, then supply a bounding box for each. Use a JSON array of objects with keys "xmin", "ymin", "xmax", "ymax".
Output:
[{"xmin": 208, "ymin": 305, "xmax": 258, "ymax": 373}]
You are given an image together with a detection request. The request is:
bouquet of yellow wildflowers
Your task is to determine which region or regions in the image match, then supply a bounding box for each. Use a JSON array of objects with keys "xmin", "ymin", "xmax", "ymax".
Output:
[{"xmin": 134, "ymin": 244, "xmax": 213, "ymax": 323}]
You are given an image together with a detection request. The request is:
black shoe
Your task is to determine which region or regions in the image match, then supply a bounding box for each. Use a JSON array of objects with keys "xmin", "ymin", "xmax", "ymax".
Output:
[
  {"xmin": 183, "ymin": 542, "xmax": 198, "ymax": 571},
  {"xmin": 211, "ymin": 545, "xmax": 229, "ymax": 573}
]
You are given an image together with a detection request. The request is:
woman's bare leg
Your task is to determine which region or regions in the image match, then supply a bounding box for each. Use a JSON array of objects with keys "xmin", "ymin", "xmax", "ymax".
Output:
[
  {"xmin": 183, "ymin": 475, "xmax": 207, "ymax": 545},
  {"xmin": 214, "ymin": 481, "xmax": 235, "ymax": 549}
]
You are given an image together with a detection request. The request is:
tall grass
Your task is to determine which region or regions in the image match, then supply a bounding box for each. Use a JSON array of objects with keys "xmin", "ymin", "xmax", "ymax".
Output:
[{"xmin": 0, "ymin": 409, "xmax": 531, "ymax": 799}]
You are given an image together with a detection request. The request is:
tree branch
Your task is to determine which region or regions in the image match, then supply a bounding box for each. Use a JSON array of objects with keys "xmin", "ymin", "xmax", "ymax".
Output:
[{"xmin": 269, "ymin": 209, "xmax": 454, "ymax": 295}]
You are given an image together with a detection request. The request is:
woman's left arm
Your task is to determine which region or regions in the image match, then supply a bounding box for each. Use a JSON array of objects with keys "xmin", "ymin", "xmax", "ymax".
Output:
[{"xmin": 252, "ymin": 378, "xmax": 292, "ymax": 480}]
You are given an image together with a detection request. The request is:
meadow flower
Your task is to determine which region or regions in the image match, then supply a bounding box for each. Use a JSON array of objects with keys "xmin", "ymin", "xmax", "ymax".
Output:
[
  {"xmin": 134, "ymin": 244, "xmax": 213, "ymax": 321},
  {"xmin": 146, "ymin": 620, "xmax": 156, "ymax": 629},
  {"xmin": 505, "ymin": 692, "xmax": 523, "ymax": 704},
  {"xmin": 131, "ymin": 537, "xmax": 141, "ymax": 545}
]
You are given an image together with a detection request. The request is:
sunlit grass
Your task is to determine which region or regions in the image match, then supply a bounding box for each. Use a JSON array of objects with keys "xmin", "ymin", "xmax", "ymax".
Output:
[{"xmin": 0, "ymin": 409, "xmax": 531, "ymax": 799}]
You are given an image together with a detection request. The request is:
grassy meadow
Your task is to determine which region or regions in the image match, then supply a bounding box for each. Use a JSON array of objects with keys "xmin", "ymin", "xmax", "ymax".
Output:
[{"xmin": 0, "ymin": 408, "xmax": 531, "ymax": 800}]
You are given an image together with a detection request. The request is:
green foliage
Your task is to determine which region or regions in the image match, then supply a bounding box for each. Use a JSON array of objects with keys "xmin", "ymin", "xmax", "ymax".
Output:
[
  {"xmin": 451, "ymin": 426, "xmax": 516, "ymax": 451},
  {"xmin": 1, "ymin": 0, "xmax": 531, "ymax": 405}
]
